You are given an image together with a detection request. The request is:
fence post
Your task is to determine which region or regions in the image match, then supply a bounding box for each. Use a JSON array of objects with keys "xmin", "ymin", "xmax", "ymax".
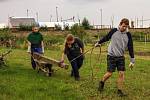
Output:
[{"xmin": 145, "ymin": 34, "xmax": 147, "ymax": 45}]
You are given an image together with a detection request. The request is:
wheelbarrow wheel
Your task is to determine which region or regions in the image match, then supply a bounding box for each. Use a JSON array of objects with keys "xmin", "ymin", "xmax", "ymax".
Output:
[{"xmin": 45, "ymin": 64, "xmax": 52, "ymax": 77}]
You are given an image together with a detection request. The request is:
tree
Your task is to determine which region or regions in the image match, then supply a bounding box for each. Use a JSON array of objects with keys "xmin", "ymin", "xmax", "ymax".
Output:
[
  {"xmin": 82, "ymin": 17, "xmax": 91, "ymax": 30},
  {"xmin": 55, "ymin": 24, "xmax": 62, "ymax": 31},
  {"xmin": 70, "ymin": 24, "xmax": 86, "ymax": 41}
]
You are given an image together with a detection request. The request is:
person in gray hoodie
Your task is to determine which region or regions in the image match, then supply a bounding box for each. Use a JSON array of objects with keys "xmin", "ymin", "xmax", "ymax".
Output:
[{"xmin": 95, "ymin": 18, "xmax": 135, "ymax": 97}]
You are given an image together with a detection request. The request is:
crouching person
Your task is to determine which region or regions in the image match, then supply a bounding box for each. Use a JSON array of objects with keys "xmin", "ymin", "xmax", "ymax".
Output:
[
  {"xmin": 61, "ymin": 34, "xmax": 84, "ymax": 81},
  {"xmin": 27, "ymin": 26, "xmax": 44, "ymax": 70}
]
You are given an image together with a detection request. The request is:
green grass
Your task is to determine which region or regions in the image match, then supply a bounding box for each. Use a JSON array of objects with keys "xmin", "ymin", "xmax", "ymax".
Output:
[{"xmin": 0, "ymin": 42, "xmax": 150, "ymax": 100}]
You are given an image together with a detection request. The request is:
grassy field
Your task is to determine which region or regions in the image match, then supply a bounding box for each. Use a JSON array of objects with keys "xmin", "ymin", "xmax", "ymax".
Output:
[{"xmin": 0, "ymin": 42, "xmax": 150, "ymax": 100}]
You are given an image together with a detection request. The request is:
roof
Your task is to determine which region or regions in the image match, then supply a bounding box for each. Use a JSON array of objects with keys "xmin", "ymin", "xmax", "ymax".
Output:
[{"xmin": 9, "ymin": 17, "xmax": 36, "ymax": 27}]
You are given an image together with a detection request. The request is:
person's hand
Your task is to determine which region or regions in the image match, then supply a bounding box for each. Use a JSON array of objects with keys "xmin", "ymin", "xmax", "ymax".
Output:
[
  {"xmin": 42, "ymin": 47, "xmax": 44, "ymax": 54},
  {"xmin": 129, "ymin": 62, "xmax": 134, "ymax": 70},
  {"xmin": 94, "ymin": 42, "xmax": 101, "ymax": 47},
  {"xmin": 80, "ymin": 53, "xmax": 85, "ymax": 60},
  {"xmin": 27, "ymin": 50, "xmax": 31, "ymax": 53},
  {"xmin": 27, "ymin": 45, "xmax": 31, "ymax": 53},
  {"xmin": 59, "ymin": 59, "xmax": 65, "ymax": 68},
  {"xmin": 60, "ymin": 59, "xmax": 64, "ymax": 63}
]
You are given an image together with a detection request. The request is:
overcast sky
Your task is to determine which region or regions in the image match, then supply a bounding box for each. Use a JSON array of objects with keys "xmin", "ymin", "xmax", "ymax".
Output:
[{"xmin": 0, "ymin": 0, "xmax": 150, "ymax": 27}]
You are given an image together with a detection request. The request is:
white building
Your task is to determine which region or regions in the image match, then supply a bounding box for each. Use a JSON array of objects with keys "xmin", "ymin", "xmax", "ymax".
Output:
[
  {"xmin": 39, "ymin": 21, "xmax": 79, "ymax": 30},
  {"xmin": 9, "ymin": 17, "xmax": 36, "ymax": 28}
]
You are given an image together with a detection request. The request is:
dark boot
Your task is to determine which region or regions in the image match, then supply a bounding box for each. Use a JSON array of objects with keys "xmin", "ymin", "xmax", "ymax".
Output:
[
  {"xmin": 32, "ymin": 66, "xmax": 36, "ymax": 70},
  {"xmin": 117, "ymin": 89, "xmax": 127, "ymax": 97},
  {"xmin": 75, "ymin": 77, "xmax": 80, "ymax": 81},
  {"xmin": 98, "ymin": 81, "xmax": 104, "ymax": 92}
]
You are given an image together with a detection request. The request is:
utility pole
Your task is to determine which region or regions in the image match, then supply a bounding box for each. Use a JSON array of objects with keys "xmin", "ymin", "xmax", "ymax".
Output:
[
  {"xmin": 142, "ymin": 16, "xmax": 144, "ymax": 28},
  {"xmin": 134, "ymin": 17, "xmax": 136, "ymax": 28},
  {"xmin": 111, "ymin": 15, "xmax": 114, "ymax": 28},
  {"xmin": 36, "ymin": 12, "xmax": 39, "ymax": 22},
  {"xmin": 50, "ymin": 14, "xmax": 52, "ymax": 22},
  {"xmin": 73, "ymin": 16, "xmax": 75, "ymax": 22},
  {"xmin": 137, "ymin": 17, "xmax": 139, "ymax": 28},
  {"xmin": 100, "ymin": 9, "xmax": 102, "ymax": 29},
  {"xmin": 77, "ymin": 13, "xmax": 80, "ymax": 24},
  {"xmin": 27, "ymin": 9, "xmax": 29, "ymax": 17},
  {"xmin": 56, "ymin": 6, "xmax": 59, "ymax": 22},
  {"xmin": 61, "ymin": 17, "xmax": 63, "ymax": 22},
  {"xmin": 8, "ymin": 14, "xmax": 10, "ymax": 27}
]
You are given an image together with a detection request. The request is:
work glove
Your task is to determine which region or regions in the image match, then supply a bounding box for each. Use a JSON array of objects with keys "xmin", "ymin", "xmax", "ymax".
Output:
[
  {"xmin": 129, "ymin": 58, "xmax": 135, "ymax": 70},
  {"xmin": 94, "ymin": 42, "xmax": 101, "ymax": 47},
  {"xmin": 129, "ymin": 62, "xmax": 134, "ymax": 70}
]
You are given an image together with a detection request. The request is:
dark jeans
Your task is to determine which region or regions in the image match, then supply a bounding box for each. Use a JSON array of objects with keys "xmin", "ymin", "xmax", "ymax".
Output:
[
  {"xmin": 70, "ymin": 56, "xmax": 84, "ymax": 78},
  {"xmin": 31, "ymin": 47, "xmax": 42, "ymax": 70}
]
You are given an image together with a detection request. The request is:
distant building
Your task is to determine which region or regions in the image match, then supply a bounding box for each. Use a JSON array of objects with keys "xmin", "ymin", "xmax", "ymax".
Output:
[
  {"xmin": 39, "ymin": 21, "xmax": 79, "ymax": 30},
  {"xmin": 93, "ymin": 25, "xmax": 111, "ymax": 29},
  {"xmin": 9, "ymin": 17, "xmax": 36, "ymax": 28}
]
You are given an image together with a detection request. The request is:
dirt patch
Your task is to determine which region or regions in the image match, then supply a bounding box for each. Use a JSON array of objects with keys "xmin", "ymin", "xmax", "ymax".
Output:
[{"xmin": 135, "ymin": 52, "xmax": 150, "ymax": 56}]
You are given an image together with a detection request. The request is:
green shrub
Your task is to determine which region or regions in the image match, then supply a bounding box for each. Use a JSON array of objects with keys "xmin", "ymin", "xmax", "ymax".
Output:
[
  {"xmin": 19, "ymin": 24, "xmax": 37, "ymax": 31},
  {"xmin": 55, "ymin": 24, "xmax": 62, "ymax": 31},
  {"xmin": 0, "ymin": 27, "xmax": 11, "ymax": 32},
  {"xmin": 0, "ymin": 31, "xmax": 13, "ymax": 40},
  {"xmin": 82, "ymin": 17, "xmax": 91, "ymax": 30},
  {"xmin": 70, "ymin": 24, "xmax": 87, "ymax": 41},
  {"xmin": 64, "ymin": 25, "xmax": 69, "ymax": 31},
  {"xmin": 40, "ymin": 26, "xmax": 48, "ymax": 31},
  {"xmin": 43, "ymin": 35, "xmax": 65, "ymax": 50}
]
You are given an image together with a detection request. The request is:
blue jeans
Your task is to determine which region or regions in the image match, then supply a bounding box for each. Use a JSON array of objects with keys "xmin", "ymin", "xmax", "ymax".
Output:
[
  {"xmin": 70, "ymin": 56, "xmax": 83, "ymax": 78},
  {"xmin": 31, "ymin": 48, "xmax": 42, "ymax": 69}
]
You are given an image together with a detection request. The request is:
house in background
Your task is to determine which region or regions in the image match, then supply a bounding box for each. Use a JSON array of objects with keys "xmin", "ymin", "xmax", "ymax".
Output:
[
  {"xmin": 9, "ymin": 17, "xmax": 36, "ymax": 28},
  {"xmin": 7, "ymin": 16, "xmax": 79, "ymax": 30}
]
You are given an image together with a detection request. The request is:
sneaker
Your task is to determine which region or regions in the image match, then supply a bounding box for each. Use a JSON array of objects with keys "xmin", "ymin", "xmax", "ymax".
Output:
[
  {"xmin": 98, "ymin": 81, "xmax": 104, "ymax": 92},
  {"xmin": 117, "ymin": 90, "xmax": 127, "ymax": 97}
]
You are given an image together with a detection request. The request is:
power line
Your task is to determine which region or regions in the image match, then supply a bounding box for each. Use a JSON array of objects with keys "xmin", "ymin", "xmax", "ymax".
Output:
[{"xmin": 138, "ymin": 19, "xmax": 150, "ymax": 21}]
